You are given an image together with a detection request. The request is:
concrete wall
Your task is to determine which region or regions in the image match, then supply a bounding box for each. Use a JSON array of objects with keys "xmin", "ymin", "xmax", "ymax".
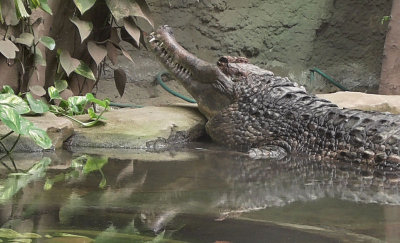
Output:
[{"xmin": 144, "ymin": 0, "xmax": 392, "ymax": 93}]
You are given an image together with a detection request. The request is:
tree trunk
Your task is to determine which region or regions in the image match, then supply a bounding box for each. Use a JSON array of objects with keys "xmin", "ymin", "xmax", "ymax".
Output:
[{"xmin": 379, "ymin": 0, "xmax": 400, "ymax": 95}]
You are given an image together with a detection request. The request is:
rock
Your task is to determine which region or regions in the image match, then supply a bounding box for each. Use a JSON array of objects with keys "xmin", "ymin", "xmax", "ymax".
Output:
[
  {"xmin": 0, "ymin": 112, "xmax": 74, "ymax": 152},
  {"xmin": 65, "ymin": 106, "xmax": 206, "ymax": 149},
  {"xmin": 317, "ymin": 92, "xmax": 400, "ymax": 114}
]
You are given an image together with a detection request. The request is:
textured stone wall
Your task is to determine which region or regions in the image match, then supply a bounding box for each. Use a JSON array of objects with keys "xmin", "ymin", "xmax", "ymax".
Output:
[{"xmin": 145, "ymin": 0, "xmax": 392, "ymax": 93}]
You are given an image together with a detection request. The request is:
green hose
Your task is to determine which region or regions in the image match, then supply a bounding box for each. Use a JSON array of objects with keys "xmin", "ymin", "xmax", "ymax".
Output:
[
  {"xmin": 156, "ymin": 71, "xmax": 197, "ymax": 103},
  {"xmin": 310, "ymin": 67, "xmax": 349, "ymax": 91},
  {"xmin": 108, "ymin": 71, "xmax": 196, "ymax": 108}
]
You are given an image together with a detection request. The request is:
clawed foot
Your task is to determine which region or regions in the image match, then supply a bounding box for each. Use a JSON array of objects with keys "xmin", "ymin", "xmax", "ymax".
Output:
[{"xmin": 248, "ymin": 146, "xmax": 287, "ymax": 160}]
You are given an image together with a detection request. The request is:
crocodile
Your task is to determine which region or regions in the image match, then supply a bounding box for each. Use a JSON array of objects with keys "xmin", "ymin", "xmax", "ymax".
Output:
[{"xmin": 148, "ymin": 25, "xmax": 400, "ymax": 169}]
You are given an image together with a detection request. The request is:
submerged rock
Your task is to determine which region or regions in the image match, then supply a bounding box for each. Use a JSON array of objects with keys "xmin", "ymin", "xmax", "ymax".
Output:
[
  {"xmin": 317, "ymin": 92, "xmax": 400, "ymax": 114},
  {"xmin": 65, "ymin": 106, "xmax": 206, "ymax": 150}
]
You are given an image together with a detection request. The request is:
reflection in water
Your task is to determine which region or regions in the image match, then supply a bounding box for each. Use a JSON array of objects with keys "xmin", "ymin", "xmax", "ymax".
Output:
[{"xmin": 0, "ymin": 146, "xmax": 399, "ymax": 242}]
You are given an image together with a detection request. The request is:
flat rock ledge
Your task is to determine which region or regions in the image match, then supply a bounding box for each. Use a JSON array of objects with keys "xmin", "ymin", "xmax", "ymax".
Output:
[
  {"xmin": 64, "ymin": 106, "xmax": 206, "ymax": 150},
  {"xmin": 317, "ymin": 92, "xmax": 400, "ymax": 114}
]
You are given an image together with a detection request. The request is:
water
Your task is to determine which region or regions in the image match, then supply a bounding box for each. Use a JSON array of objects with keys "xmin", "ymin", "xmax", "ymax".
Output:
[{"xmin": 0, "ymin": 143, "xmax": 400, "ymax": 242}]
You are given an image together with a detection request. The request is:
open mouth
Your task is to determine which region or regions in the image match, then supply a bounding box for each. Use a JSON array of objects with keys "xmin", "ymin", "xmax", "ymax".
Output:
[{"xmin": 148, "ymin": 29, "xmax": 192, "ymax": 80}]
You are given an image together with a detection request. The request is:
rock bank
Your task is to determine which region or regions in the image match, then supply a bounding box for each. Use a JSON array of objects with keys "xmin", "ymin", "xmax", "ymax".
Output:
[
  {"xmin": 65, "ymin": 106, "xmax": 206, "ymax": 150},
  {"xmin": 317, "ymin": 92, "xmax": 400, "ymax": 114},
  {"xmin": 1, "ymin": 93, "xmax": 400, "ymax": 154}
]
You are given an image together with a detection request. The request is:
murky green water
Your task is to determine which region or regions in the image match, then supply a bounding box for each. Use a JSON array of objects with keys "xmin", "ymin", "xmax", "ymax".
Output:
[{"xmin": 1, "ymin": 143, "xmax": 399, "ymax": 242}]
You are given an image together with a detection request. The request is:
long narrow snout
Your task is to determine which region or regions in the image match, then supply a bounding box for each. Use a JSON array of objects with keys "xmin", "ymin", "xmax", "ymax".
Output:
[
  {"xmin": 148, "ymin": 25, "xmax": 235, "ymax": 119},
  {"xmin": 149, "ymin": 26, "xmax": 208, "ymax": 81}
]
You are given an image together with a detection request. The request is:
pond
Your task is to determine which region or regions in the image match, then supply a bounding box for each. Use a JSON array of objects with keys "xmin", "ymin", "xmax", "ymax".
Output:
[{"xmin": 0, "ymin": 143, "xmax": 399, "ymax": 242}]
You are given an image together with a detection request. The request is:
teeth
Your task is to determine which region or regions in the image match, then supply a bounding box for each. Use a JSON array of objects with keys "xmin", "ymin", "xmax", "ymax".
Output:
[{"xmin": 149, "ymin": 37, "xmax": 156, "ymax": 43}]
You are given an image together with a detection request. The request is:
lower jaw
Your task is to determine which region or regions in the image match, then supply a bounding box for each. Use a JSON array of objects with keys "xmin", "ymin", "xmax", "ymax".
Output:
[
  {"xmin": 149, "ymin": 40, "xmax": 192, "ymax": 81},
  {"xmin": 158, "ymin": 55, "xmax": 191, "ymax": 81}
]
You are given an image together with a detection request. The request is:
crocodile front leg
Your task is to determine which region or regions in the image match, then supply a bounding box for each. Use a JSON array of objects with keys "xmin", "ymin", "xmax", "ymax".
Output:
[{"xmin": 206, "ymin": 103, "xmax": 290, "ymax": 159}]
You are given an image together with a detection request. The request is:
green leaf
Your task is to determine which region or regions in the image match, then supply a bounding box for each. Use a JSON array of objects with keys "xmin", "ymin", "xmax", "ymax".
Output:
[
  {"xmin": 39, "ymin": 0, "xmax": 52, "ymax": 14},
  {"xmin": 87, "ymin": 41, "xmax": 107, "ymax": 66},
  {"xmin": 86, "ymin": 93, "xmax": 109, "ymax": 108},
  {"xmin": 67, "ymin": 96, "xmax": 87, "ymax": 115},
  {"xmin": 19, "ymin": 116, "xmax": 34, "ymax": 135},
  {"xmin": 0, "ymin": 157, "xmax": 51, "ymax": 203},
  {"xmin": 43, "ymin": 178, "xmax": 54, "ymax": 190},
  {"xmin": 58, "ymin": 100, "xmax": 69, "ymax": 110},
  {"xmin": 29, "ymin": 85, "xmax": 46, "ymax": 96},
  {"xmin": 0, "ymin": 1, "xmax": 3, "ymax": 24},
  {"xmin": 105, "ymin": 0, "xmax": 153, "ymax": 28},
  {"xmin": 1, "ymin": 85, "xmax": 14, "ymax": 94},
  {"xmin": 2, "ymin": 0, "xmax": 19, "ymax": 26},
  {"xmin": 0, "ymin": 228, "xmax": 23, "ymax": 239},
  {"xmin": 83, "ymin": 156, "xmax": 108, "ymax": 174},
  {"xmin": 15, "ymin": 32, "xmax": 35, "ymax": 47},
  {"xmin": 381, "ymin": 15, "xmax": 391, "ymax": 25},
  {"xmin": 87, "ymin": 107, "xmax": 97, "ymax": 119},
  {"xmin": 0, "ymin": 105, "xmax": 22, "ymax": 134},
  {"xmin": 75, "ymin": 61, "xmax": 96, "ymax": 80},
  {"xmin": 29, "ymin": 0, "xmax": 40, "ymax": 8},
  {"xmin": 0, "ymin": 93, "xmax": 30, "ymax": 114},
  {"xmin": 48, "ymin": 86, "xmax": 61, "ymax": 100},
  {"xmin": 0, "ymin": 39, "xmax": 19, "ymax": 59},
  {"xmin": 70, "ymin": 17, "xmax": 93, "ymax": 43},
  {"xmin": 15, "ymin": 0, "xmax": 30, "ymax": 18},
  {"xmin": 59, "ymin": 50, "xmax": 80, "ymax": 76},
  {"xmin": 73, "ymin": 0, "xmax": 96, "ymax": 15},
  {"xmin": 49, "ymin": 104, "xmax": 65, "ymax": 114},
  {"xmin": 26, "ymin": 92, "xmax": 49, "ymax": 114},
  {"xmin": 99, "ymin": 176, "xmax": 106, "ymax": 189},
  {"xmin": 55, "ymin": 80, "xmax": 68, "ymax": 92},
  {"xmin": 68, "ymin": 96, "xmax": 88, "ymax": 107},
  {"xmin": 123, "ymin": 17, "xmax": 141, "ymax": 47},
  {"xmin": 33, "ymin": 48, "xmax": 46, "ymax": 66},
  {"xmin": 28, "ymin": 126, "xmax": 52, "ymax": 149},
  {"xmin": 39, "ymin": 36, "xmax": 56, "ymax": 50}
]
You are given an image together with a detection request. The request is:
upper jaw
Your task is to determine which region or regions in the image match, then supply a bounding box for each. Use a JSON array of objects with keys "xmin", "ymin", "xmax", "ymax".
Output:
[
  {"xmin": 148, "ymin": 26, "xmax": 229, "ymax": 84},
  {"xmin": 148, "ymin": 26, "xmax": 198, "ymax": 82}
]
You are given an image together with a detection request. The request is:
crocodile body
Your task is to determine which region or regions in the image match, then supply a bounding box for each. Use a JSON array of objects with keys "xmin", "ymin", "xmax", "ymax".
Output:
[{"xmin": 149, "ymin": 26, "xmax": 400, "ymax": 169}]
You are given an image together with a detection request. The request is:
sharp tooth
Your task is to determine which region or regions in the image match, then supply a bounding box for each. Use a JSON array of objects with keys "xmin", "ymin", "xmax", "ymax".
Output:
[
  {"xmin": 159, "ymin": 42, "xmax": 164, "ymax": 47},
  {"xmin": 149, "ymin": 37, "xmax": 156, "ymax": 43}
]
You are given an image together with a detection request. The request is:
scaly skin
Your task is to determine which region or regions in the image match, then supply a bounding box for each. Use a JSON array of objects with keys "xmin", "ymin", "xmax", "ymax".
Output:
[{"xmin": 148, "ymin": 26, "xmax": 400, "ymax": 169}]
